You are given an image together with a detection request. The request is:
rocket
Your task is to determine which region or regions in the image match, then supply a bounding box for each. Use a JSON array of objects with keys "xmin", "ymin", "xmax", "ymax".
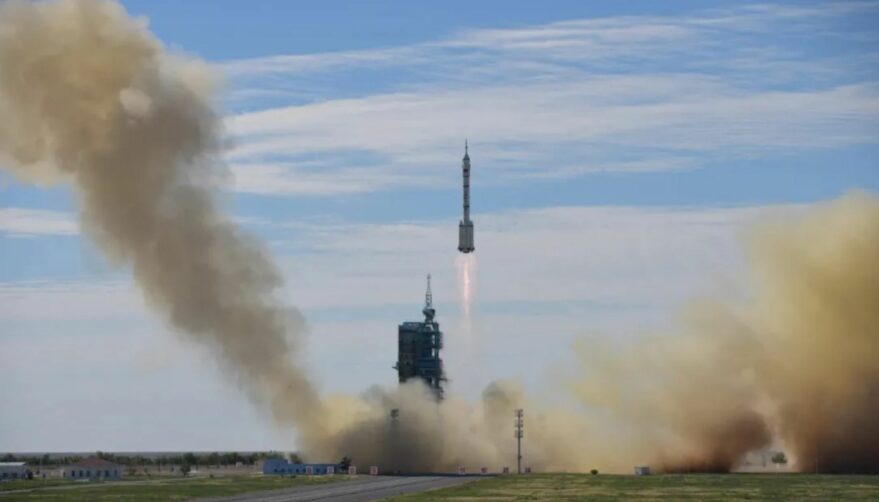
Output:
[{"xmin": 458, "ymin": 140, "xmax": 475, "ymax": 253}]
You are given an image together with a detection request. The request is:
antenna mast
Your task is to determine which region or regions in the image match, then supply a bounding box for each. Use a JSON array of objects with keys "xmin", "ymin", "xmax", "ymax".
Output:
[
  {"xmin": 425, "ymin": 274, "xmax": 433, "ymax": 309},
  {"xmin": 422, "ymin": 274, "xmax": 436, "ymax": 322}
]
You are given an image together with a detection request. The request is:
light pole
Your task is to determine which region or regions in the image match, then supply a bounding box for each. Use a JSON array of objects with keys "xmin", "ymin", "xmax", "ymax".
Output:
[
  {"xmin": 514, "ymin": 409, "xmax": 524, "ymax": 474},
  {"xmin": 389, "ymin": 408, "xmax": 400, "ymax": 473}
]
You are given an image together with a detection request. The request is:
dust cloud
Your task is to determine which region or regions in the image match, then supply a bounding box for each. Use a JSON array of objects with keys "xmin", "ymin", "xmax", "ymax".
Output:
[
  {"xmin": 745, "ymin": 192, "xmax": 879, "ymax": 473},
  {"xmin": 1, "ymin": 0, "xmax": 875, "ymax": 475},
  {"xmin": 0, "ymin": 0, "xmax": 324, "ymax": 437},
  {"xmin": 573, "ymin": 192, "xmax": 879, "ymax": 473},
  {"xmin": 302, "ymin": 192, "xmax": 879, "ymax": 474}
]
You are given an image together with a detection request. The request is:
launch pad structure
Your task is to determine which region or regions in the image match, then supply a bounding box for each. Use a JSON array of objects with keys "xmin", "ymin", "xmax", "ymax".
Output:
[{"xmin": 394, "ymin": 275, "xmax": 446, "ymax": 400}]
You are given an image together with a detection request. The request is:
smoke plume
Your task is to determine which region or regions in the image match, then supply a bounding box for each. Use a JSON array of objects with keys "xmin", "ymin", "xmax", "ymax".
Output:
[
  {"xmin": 2, "ymin": 0, "xmax": 876, "ymax": 475},
  {"xmin": 311, "ymin": 192, "xmax": 879, "ymax": 474},
  {"xmin": 305, "ymin": 380, "xmax": 593, "ymax": 473},
  {"xmin": 746, "ymin": 192, "xmax": 879, "ymax": 473},
  {"xmin": 572, "ymin": 192, "xmax": 879, "ymax": 473},
  {"xmin": 0, "ymin": 0, "xmax": 324, "ymax": 436}
]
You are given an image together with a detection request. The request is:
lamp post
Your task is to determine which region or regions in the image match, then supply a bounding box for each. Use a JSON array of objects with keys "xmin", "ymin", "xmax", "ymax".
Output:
[{"xmin": 514, "ymin": 409, "xmax": 524, "ymax": 474}]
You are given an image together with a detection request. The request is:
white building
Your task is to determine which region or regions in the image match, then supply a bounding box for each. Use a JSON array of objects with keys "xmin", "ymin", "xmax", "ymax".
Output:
[
  {"xmin": 62, "ymin": 457, "xmax": 122, "ymax": 480},
  {"xmin": 0, "ymin": 462, "xmax": 29, "ymax": 480}
]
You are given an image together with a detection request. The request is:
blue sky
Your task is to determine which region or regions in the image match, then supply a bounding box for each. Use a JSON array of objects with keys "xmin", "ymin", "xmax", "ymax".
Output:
[{"xmin": 1, "ymin": 1, "xmax": 877, "ymax": 451}]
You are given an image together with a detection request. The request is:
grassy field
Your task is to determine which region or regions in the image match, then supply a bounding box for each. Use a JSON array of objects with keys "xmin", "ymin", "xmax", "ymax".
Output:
[
  {"xmin": 0, "ymin": 480, "xmax": 79, "ymax": 493},
  {"xmin": 0, "ymin": 474, "xmax": 344, "ymax": 501},
  {"xmin": 393, "ymin": 473, "xmax": 879, "ymax": 501}
]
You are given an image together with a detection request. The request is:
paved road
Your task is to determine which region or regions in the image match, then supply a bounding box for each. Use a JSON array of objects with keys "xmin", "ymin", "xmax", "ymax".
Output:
[{"xmin": 198, "ymin": 475, "xmax": 479, "ymax": 502}]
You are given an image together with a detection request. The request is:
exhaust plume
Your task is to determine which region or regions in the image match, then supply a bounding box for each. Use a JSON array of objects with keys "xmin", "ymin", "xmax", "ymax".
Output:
[
  {"xmin": 746, "ymin": 192, "xmax": 879, "ymax": 473},
  {"xmin": 456, "ymin": 254, "xmax": 476, "ymax": 326},
  {"xmin": 299, "ymin": 192, "xmax": 879, "ymax": 474},
  {"xmin": 454, "ymin": 253, "xmax": 477, "ymax": 368},
  {"xmin": 307, "ymin": 380, "xmax": 593, "ymax": 473},
  {"xmin": 572, "ymin": 192, "xmax": 879, "ymax": 473},
  {"xmin": 0, "ymin": 0, "xmax": 323, "ymax": 434}
]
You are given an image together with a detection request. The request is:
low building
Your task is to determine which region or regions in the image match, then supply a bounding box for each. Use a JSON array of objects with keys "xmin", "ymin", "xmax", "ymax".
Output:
[
  {"xmin": 262, "ymin": 458, "xmax": 338, "ymax": 475},
  {"xmin": 0, "ymin": 462, "xmax": 29, "ymax": 480},
  {"xmin": 62, "ymin": 457, "xmax": 122, "ymax": 480}
]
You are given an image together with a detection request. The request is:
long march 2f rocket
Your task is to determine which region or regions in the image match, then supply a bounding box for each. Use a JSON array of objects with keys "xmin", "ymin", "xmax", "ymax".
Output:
[{"xmin": 458, "ymin": 141, "xmax": 475, "ymax": 253}]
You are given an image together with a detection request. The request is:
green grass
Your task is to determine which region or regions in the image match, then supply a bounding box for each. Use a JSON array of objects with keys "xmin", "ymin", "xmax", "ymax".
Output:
[
  {"xmin": 393, "ymin": 473, "xmax": 879, "ymax": 501},
  {"xmin": 0, "ymin": 480, "xmax": 79, "ymax": 493},
  {"xmin": 0, "ymin": 474, "xmax": 345, "ymax": 501}
]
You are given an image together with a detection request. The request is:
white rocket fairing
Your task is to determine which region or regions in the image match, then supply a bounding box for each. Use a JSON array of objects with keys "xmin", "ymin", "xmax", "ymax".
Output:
[{"xmin": 458, "ymin": 141, "xmax": 475, "ymax": 253}]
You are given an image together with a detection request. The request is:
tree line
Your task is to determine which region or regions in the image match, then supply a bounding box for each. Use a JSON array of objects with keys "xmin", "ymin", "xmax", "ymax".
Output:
[{"xmin": 1, "ymin": 451, "xmax": 302, "ymax": 467}]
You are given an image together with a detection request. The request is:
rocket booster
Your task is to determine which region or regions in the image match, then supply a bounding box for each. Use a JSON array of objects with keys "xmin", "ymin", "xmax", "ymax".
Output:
[{"xmin": 458, "ymin": 141, "xmax": 475, "ymax": 253}]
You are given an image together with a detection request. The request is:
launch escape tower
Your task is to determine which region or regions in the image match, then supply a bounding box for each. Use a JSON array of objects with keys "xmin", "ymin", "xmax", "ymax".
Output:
[{"xmin": 394, "ymin": 275, "xmax": 446, "ymax": 400}]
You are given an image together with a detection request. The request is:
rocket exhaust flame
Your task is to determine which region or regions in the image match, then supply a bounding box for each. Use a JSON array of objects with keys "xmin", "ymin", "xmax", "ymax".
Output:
[
  {"xmin": 456, "ymin": 253, "xmax": 476, "ymax": 323},
  {"xmin": 2, "ymin": 0, "xmax": 877, "ymax": 475}
]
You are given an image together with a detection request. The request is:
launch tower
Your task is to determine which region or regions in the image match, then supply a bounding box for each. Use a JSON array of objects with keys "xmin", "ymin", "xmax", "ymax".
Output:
[{"xmin": 394, "ymin": 275, "xmax": 446, "ymax": 400}]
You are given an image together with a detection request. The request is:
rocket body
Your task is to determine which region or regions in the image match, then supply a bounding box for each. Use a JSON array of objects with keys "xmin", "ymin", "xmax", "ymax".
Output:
[{"xmin": 458, "ymin": 143, "xmax": 475, "ymax": 253}]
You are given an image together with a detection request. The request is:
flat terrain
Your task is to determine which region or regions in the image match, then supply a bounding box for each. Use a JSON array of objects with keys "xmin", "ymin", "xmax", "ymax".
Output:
[
  {"xmin": 201, "ymin": 476, "xmax": 478, "ymax": 502},
  {"xmin": 0, "ymin": 481, "xmax": 79, "ymax": 493},
  {"xmin": 4, "ymin": 473, "xmax": 878, "ymax": 501},
  {"xmin": 0, "ymin": 474, "xmax": 341, "ymax": 501},
  {"xmin": 391, "ymin": 473, "xmax": 879, "ymax": 501}
]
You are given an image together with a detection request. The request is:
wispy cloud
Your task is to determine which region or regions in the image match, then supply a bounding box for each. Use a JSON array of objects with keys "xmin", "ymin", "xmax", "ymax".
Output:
[
  {"xmin": 220, "ymin": 46, "xmax": 426, "ymax": 79},
  {"xmin": 267, "ymin": 202, "xmax": 794, "ymax": 311},
  {"xmin": 217, "ymin": 2, "xmax": 879, "ymax": 196},
  {"xmin": 0, "ymin": 208, "xmax": 77, "ymax": 237},
  {"xmin": 0, "ymin": 202, "xmax": 792, "ymax": 317},
  {"xmin": 229, "ymin": 161, "xmax": 442, "ymax": 196},
  {"xmin": 224, "ymin": 81, "xmax": 878, "ymax": 195},
  {"xmin": 0, "ymin": 280, "xmax": 142, "ymax": 320},
  {"xmin": 220, "ymin": 3, "xmax": 879, "ymax": 85}
]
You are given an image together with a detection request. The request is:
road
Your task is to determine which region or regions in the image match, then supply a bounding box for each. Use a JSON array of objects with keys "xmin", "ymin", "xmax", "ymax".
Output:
[{"xmin": 198, "ymin": 475, "xmax": 479, "ymax": 502}]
